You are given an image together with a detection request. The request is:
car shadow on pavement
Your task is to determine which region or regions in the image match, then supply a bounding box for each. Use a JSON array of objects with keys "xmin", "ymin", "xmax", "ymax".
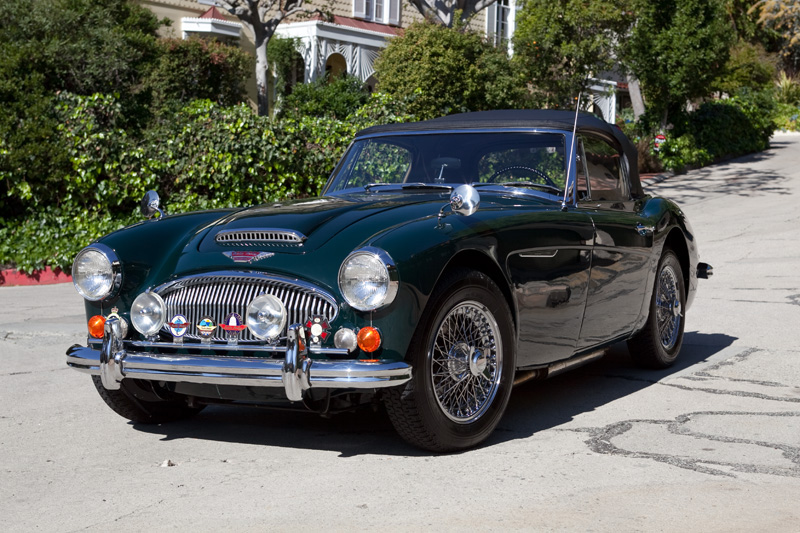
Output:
[
  {"xmin": 130, "ymin": 331, "xmax": 736, "ymax": 457},
  {"xmin": 487, "ymin": 331, "xmax": 737, "ymax": 447}
]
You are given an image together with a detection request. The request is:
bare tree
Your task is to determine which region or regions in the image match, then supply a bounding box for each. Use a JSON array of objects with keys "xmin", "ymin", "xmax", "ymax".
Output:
[
  {"xmin": 408, "ymin": 0, "xmax": 497, "ymax": 27},
  {"xmin": 217, "ymin": 0, "xmax": 316, "ymax": 115}
]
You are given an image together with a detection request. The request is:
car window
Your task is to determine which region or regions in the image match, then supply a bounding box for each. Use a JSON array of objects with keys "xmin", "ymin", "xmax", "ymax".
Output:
[
  {"xmin": 326, "ymin": 132, "xmax": 567, "ymax": 194},
  {"xmin": 476, "ymin": 144, "xmax": 566, "ymax": 189},
  {"xmin": 579, "ymin": 134, "xmax": 628, "ymax": 201},
  {"xmin": 344, "ymin": 140, "xmax": 412, "ymax": 187}
]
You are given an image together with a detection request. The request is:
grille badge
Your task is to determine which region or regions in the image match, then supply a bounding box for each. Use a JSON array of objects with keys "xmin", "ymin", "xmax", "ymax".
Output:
[{"xmin": 223, "ymin": 251, "xmax": 274, "ymax": 263}]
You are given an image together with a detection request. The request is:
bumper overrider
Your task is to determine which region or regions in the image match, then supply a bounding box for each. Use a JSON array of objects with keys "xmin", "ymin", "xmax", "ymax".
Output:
[{"xmin": 66, "ymin": 317, "xmax": 412, "ymax": 401}]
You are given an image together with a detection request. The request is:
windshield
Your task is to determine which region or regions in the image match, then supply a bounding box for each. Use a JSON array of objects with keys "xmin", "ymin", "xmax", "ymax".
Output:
[{"xmin": 325, "ymin": 132, "xmax": 567, "ymax": 195}]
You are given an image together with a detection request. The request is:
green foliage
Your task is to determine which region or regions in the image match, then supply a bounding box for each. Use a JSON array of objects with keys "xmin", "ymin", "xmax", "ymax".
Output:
[
  {"xmin": 280, "ymin": 75, "xmax": 370, "ymax": 120},
  {"xmin": 657, "ymin": 90, "xmax": 777, "ymax": 172},
  {"xmin": 713, "ymin": 41, "xmax": 778, "ymax": 94},
  {"xmin": 512, "ymin": 0, "xmax": 631, "ymax": 108},
  {"xmin": 0, "ymin": 0, "xmax": 162, "ymax": 123},
  {"xmin": 750, "ymin": 0, "xmax": 800, "ymax": 69},
  {"xmin": 1, "ymin": 92, "xmax": 414, "ymax": 273},
  {"xmin": 775, "ymin": 71, "xmax": 800, "ymax": 104},
  {"xmin": 268, "ymin": 36, "xmax": 305, "ymax": 100},
  {"xmin": 374, "ymin": 21, "xmax": 524, "ymax": 120},
  {"xmin": 144, "ymin": 38, "xmax": 253, "ymax": 113},
  {"xmin": 774, "ymin": 103, "xmax": 800, "ymax": 130},
  {"xmin": 622, "ymin": 0, "xmax": 734, "ymax": 125}
]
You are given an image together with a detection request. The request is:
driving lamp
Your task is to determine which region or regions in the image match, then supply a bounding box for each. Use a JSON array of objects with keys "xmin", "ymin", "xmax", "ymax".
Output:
[
  {"xmin": 130, "ymin": 291, "xmax": 166, "ymax": 337},
  {"xmin": 246, "ymin": 294, "xmax": 287, "ymax": 341}
]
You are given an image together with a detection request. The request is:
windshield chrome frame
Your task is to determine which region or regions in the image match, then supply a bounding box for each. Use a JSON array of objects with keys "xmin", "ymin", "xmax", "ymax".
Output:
[{"xmin": 321, "ymin": 128, "xmax": 579, "ymax": 207}]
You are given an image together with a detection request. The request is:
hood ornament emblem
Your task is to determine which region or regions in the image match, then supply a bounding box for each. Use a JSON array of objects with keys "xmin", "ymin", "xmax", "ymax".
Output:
[{"xmin": 223, "ymin": 251, "xmax": 275, "ymax": 264}]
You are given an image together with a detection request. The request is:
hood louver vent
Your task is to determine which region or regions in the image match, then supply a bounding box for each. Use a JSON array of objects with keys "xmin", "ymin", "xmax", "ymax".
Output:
[{"xmin": 216, "ymin": 228, "xmax": 306, "ymax": 246}]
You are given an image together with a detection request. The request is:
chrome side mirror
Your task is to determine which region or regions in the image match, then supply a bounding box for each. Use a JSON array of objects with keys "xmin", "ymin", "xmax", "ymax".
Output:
[
  {"xmin": 449, "ymin": 184, "xmax": 480, "ymax": 216},
  {"xmin": 140, "ymin": 190, "xmax": 164, "ymax": 219}
]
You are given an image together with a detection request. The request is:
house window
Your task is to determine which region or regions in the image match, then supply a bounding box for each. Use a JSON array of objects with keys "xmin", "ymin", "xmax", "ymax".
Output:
[
  {"xmin": 354, "ymin": 0, "xmax": 400, "ymax": 25},
  {"xmin": 486, "ymin": 0, "xmax": 518, "ymax": 48}
]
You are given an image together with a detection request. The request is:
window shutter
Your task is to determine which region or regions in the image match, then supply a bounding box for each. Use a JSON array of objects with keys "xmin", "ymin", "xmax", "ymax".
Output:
[
  {"xmin": 388, "ymin": 0, "xmax": 400, "ymax": 25},
  {"xmin": 354, "ymin": 0, "xmax": 367, "ymax": 19}
]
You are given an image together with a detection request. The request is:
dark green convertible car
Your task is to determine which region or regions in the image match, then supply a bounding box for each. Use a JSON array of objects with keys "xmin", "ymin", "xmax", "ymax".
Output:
[{"xmin": 67, "ymin": 110, "xmax": 712, "ymax": 451}]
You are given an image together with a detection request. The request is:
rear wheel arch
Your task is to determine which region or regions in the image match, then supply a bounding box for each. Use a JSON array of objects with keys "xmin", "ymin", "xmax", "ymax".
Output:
[{"xmin": 663, "ymin": 228, "xmax": 690, "ymax": 291}]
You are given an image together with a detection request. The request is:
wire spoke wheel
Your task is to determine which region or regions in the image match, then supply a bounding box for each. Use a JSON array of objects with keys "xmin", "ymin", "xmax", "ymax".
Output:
[
  {"xmin": 655, "ymin": 264, "xmax": 682, "ymax": 350},
  {"xmin": 429, "ymin": 301, "xmax": 502, "ymax": 424},
  {"xmin": 628, "ymin": 249, "xmax": 686, "ymax": 369}
]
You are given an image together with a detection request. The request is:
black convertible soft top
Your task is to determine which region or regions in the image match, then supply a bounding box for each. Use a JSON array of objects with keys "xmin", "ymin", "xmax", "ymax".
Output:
[{"xmin": 356, "ymin": 110, "xmax": 643, "ymax": 198}]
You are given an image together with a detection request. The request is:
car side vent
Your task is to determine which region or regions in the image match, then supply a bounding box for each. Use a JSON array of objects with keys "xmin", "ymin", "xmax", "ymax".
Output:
[{"xmin": 216, "ymin": 228, "xmax": 306, "ymax": 246}]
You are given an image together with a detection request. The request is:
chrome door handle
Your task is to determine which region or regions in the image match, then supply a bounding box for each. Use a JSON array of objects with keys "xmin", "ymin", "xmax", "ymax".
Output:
[{"xmin": 636, "ymin": 223, "xmax": 654, "ymax": 236}]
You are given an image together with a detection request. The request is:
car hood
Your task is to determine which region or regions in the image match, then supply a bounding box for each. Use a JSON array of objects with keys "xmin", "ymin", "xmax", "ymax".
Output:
[{"xmin": 197, "ymin": 193, "xmax": 451, "ymax": 254}]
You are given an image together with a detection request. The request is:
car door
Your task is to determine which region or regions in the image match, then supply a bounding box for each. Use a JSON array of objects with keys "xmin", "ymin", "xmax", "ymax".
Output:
[
  {"xmin": 574, "ymin": 133, "xmax": 656, "ymax": 350},
  {"xmin": 504, "ymin": 207, "xmax": 595, "ymax": 367}
]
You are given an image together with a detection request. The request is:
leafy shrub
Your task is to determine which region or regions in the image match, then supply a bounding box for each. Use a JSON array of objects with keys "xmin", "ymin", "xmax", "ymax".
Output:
[
  {"xmin": 144, "ymin": 38, "xmax": 253, "ymax": 113},
  {"xmin": 655, "ymin": 90, "xmax": 777, "ymax": 172},
  {"xmin": 280, "ymin": 75, "xmax": 370, "ymax": 120},
  {"xmin": 775, "ymin": 71, "xmax": 800, "ymax": 105},
  {"xmin": 712, "ymin": 41, "xmax": 777, "ymax": 95},
  {"xmin": 658, "ymin": 134, "xmax": 712, "ymax": 173},
  {"xmin": 268, "ymin": 36, "xmax": 305, "ymax": 101},
  {"xmin": 775, "ymin": 103, "xmax": 800, "ymax": 131},
  {"xmin": 374, "ymin": 20, "xmax": 524, "ymax": 119},
  {"xmin": 1, "ymin": 92, "xmax": 414, "ymax": 272}
]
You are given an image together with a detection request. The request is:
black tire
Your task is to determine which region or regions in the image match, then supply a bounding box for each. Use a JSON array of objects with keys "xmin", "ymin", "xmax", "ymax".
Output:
[
  {"xmin": 92, "ymin": 376, "xmax": 204, "ymax": 423},
  {"xmin": 628, "ymin": 250, "xmax": 686, "ymax": 369},
  {"xmin": 384, "ymin": 269, "xmax": 515, "ymax": 452}
]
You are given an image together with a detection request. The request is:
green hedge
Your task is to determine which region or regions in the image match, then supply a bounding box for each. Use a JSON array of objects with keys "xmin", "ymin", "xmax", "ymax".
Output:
[
  {"xmin": 1, "ymin": 92, "xmax": 413, "ymax": 273},
  {"xmin": 658, "ymin": 90, "xmax": 777, "ymax": 172}
]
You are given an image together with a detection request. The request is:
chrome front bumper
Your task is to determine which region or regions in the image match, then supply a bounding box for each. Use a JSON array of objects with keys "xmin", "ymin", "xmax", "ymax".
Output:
[{"xmin": 66, "ymin": 318, "xmax": 412, "ymax": 401}]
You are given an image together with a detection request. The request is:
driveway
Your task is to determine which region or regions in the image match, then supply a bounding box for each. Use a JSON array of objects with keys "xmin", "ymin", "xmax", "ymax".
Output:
[{"xmin": 2, "ymin": 134, "xmax": 799, "ymax": 531}]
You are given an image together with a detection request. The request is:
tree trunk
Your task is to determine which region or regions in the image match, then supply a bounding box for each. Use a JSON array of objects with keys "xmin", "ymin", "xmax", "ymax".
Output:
[
  {"xmin": 627, "ymin": 75, "xmax": 646, "ymax": 120},
  {"xmin": 254, "ymin": 32, "xmax": 270, "ymax": 117}
]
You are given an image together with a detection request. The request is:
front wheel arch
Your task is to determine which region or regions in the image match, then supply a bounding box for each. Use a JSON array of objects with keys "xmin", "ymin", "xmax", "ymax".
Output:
[{"xmin": 435, "ymin": 249, "xmax": 517, "ymax": 340}]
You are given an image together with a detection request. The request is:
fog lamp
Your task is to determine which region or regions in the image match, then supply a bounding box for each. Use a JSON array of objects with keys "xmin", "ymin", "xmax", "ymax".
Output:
[
  {"xmin": 246, "ymin": 294, "xmax": 287, "ymax": 341},
  {"xmin": 130, "ymin": 291, "xmax": 166, "ymax": 337}
]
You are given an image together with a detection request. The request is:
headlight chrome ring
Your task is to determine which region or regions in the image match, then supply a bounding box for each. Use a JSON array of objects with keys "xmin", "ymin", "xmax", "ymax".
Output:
[
  {"xmin": 338, "ymin": 247, "xmax": 398, "ymax": 312},
  {"xmin": 72, "ymin": 244, "xmax": 122, "ymax": 302}
]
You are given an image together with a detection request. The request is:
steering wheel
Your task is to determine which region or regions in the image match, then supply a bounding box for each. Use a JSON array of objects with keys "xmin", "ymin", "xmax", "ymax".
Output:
[{"xmin": 488, "ymin": 166, "xmax": 557, "ymax": 188}]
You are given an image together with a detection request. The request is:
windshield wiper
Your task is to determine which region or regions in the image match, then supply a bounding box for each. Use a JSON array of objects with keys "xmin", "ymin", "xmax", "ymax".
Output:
[
  {"xmin": 479, "ymin": 181, "xmax": 562, "ymax": 194},
  {"xmin": 364, "ymin": 182, "xmax": 452, "ymax": 192},
  {"xmin": 364, "ymin": 182, "xmax": 398, "ymax": 191},
  {"xmin": 401, "ymin": 183, "xmax": 452, "ymax": 191}
]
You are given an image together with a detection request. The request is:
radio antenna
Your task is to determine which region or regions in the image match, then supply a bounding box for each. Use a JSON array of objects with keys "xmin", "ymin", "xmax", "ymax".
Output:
[{"xmin": 562, "ymin": 92, "xmax": 582, "ymax": 212}]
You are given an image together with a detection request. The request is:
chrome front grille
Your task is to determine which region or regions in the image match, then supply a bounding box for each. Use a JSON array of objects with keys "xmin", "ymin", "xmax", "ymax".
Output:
[
  {"xmin": 215, "ymin": 228, "xmax": 306, "ymax": 246},
  {"xmin": 157, "ymin": 273, "xmax": 337, "ymax": 343}
]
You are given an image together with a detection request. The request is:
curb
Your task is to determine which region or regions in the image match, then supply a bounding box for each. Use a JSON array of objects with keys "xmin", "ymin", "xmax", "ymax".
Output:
[{"xmin": 0, "ymin": 267, "xmax": 72, "ymax": 287}]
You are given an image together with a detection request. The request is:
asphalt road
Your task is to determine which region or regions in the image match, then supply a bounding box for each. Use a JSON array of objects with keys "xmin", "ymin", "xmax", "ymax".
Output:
[{"xmin": 2, "ymin": 134, "xmax": 799, "ymax": 531}]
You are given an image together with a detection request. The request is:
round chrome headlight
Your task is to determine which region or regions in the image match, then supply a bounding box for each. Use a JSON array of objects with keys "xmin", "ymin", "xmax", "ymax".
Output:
[
  {"xmin": 130, "ymin": 291, "xmax": 166, "ymax": 337},
  {"xmin": 338, "ymin": 247, "xmax": 398, "ymax": 312},
  {"xmin": 72, "ymin": 245, "xmax": 120, "ymax": 301},
  {"xmin": 246, "ymin": 294, "xmax": 287, "ymax": 341}
]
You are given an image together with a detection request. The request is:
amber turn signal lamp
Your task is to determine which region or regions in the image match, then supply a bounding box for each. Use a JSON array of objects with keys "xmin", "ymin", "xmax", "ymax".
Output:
[
  {"xmin": 88, "ymin": 315, "xmax": 106, "ymax": 339},
  {"xmin": 357, "ymin": 326, "xmax": 382, "ymax": 353}
]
